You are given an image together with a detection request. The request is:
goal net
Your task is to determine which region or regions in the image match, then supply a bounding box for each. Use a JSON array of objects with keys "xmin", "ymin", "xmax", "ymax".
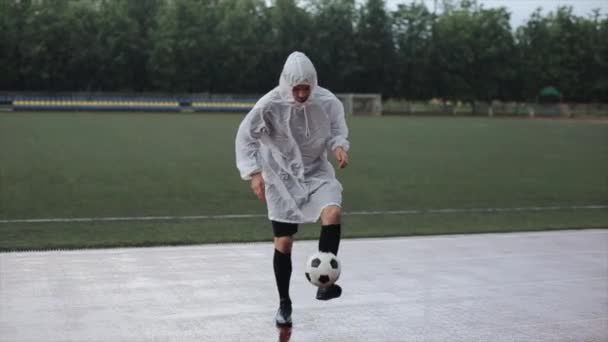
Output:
[{"xmin": 336, "ymin": 93, "xmax": 382, "ymax": 116}]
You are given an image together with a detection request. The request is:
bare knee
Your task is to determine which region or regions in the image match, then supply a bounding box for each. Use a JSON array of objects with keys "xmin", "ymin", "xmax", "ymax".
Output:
[
  {"xmin": 321, "ymin": 206, "xmax": 341, "ymax": 225},
  {"xmin": 274, "ymin": 236, "xmax": 294, "ymax": 254}
]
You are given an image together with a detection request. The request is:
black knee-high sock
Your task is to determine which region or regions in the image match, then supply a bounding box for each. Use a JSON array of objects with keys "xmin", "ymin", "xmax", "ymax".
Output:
[
  {"xmin": 319, "ymin": 224, "xmax": 341, "ymax": 256},
  {"xmin": 273, "ymin": 249, "xmax": 292, "ymax": 303}
]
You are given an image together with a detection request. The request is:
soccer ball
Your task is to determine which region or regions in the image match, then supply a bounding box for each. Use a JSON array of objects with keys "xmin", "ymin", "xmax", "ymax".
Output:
[{"xmin": 305, "ymin": 252, "xmax": 341, "ymax": 288}]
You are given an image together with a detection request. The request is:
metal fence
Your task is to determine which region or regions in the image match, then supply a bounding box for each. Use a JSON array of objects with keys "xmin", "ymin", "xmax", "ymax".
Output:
[
  {"xmin": 0, "ymin": 92, "xmax": 383, "ymax": 116},
  {"xmin": 383, "ymin": 100, "xmax": 608, "ymax": 117},
  {"xmin": 2, "ymin": 93, "xmax": 606, "ymax": 117}
]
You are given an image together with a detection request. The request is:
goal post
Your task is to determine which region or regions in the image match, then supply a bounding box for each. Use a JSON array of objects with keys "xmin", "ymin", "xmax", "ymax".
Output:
[{"xmin": 336, "ymin": 93, "xmax": 382, "ymax": 116}]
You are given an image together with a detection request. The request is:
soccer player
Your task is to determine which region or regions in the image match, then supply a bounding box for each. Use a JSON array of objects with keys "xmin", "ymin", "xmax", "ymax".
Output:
[{"xmin": 235, "ymin": 51, "xmax": 350, "ymax": 327}]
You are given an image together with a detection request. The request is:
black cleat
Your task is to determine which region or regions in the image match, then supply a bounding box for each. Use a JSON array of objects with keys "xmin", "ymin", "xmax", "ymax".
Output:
[
  {"xmin": 316, "ymin": 284, "xmax": 342, "ymax": 301},
  {"xmin": 275, "ymin": 299, "xmax": 293, "ymax": 327}
]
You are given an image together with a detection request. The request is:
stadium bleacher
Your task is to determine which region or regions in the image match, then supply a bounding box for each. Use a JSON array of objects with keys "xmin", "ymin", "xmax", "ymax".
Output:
[{"xmin": 9, "ymin": 95, "xmax": 256, "ymax": 113}]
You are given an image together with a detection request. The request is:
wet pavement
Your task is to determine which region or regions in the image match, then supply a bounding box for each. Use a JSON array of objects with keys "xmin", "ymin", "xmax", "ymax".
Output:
[{"xmin": 1, "ymin": 229, "xmax": 607, "ymax": 341}]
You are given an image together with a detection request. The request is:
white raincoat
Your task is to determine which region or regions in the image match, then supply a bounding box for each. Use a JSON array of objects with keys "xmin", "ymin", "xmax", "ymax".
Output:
[{"xmin": 235, "ymin": 51, "xmax": 350, "ymax": 223}]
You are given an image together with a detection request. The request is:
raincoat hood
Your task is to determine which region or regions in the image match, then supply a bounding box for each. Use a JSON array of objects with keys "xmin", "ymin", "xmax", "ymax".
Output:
[{"xmin": 278, "ymin": 51, "xmax": 318, "ymax": 105}]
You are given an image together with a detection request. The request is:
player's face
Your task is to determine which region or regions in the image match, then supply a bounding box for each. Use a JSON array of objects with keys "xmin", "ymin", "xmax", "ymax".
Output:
[{"xmin": 292, "ymin": 84, "xmax": 311, "ymax": 103}]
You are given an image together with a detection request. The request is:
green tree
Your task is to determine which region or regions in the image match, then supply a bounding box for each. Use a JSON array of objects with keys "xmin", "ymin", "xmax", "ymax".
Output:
[
  {"xmin": 148, "ymin": 0, "xmax": 178, "ymax": 91},
  {"xmin": 265, "ymin": 0, "xmax": 313, "ymax": 86},
  {"xmin": 64, "ymin": 2, "xmax": 104, "ymax": 90},
  {"xmin": 468, "ymin": 4, "xmax": 516, "ymax": 101},
  {"xmin": 354, "ymin": 0, "xmax": 395, "ymax": 95},
  {"xmin": 0, "ymin": 0, "xmax": 605, "ymax": 101},
  {"xmin": 95, "ymin": 0, "xmax": 140, "ymax": 91},
  {"xmin": 583, "ymin": 10, "xmax": 608, "ymax": 102},
  {"xmin": 215, "ymin": 0, "xmax": 271, "ymax": 93},
  {"xmin": 515, "ymin": 9, "xmax": 548, "ymax": 101},
  {"xmin": 149, "ymin": 0, "xmax": 223, "ymax": 93},
  {"xmin": 18, "ymin": 1, "xmax": 74, "ymax": 90},
  {"xmin": 0, "ymin": 0, "xmax": 31, "ymax": 90},
  {"xmin": 392, "ymin": 2, "xmax": 434, "ymax": 99},
  {"xmin": 308, "ymin": 0, "xmax": 358, "ymax": 92},
  {"xmin": 124, "ymin": 0, "xmax": 162, "ymax": 91},
  {"xmin": 596, "ymin": 15, "xmax": 608, "ymax": 101},
  {"xmin": 430, "ymin": 0, "xmax": 515, "ymax": 102},
  {"xmin": 516, "ymin": 6, "xmax": 606, "ymax": 101},
  {"xmin": 430, "ymin": 2, "xmax": 475, "ymax": 100}
]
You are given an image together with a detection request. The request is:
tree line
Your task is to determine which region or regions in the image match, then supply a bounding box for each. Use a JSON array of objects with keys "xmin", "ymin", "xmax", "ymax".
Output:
[{"xmin": 1, "ymin": 0, "xmax": 606, "ymax": 101}]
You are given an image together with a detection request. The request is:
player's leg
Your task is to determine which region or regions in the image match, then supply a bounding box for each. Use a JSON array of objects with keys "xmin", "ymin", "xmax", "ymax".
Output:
[
  {"xmin": 272, "ymin": 220, "xmax": 298, "ymax": 327},
  {"xmin": 316, "ymin": 205, "xmax": 342, "ymax": 301},
  {"xmin": 319, "ymin": 205, "xmax": 341, "ymax": 255}
]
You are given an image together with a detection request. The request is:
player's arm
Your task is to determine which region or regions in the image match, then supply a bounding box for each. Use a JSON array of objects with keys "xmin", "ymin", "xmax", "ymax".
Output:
[
  {"xmin": 326, "ymin": 99, "xmax": 350, "ymax": 169},
  {"xmin": 235, "ymin": 107, "xmax": 266, "ymax": 201}
]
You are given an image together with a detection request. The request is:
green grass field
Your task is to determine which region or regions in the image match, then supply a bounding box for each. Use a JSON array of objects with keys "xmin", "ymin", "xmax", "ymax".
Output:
[{"xmin": 1, "ymin": 112, "xmax": 607, "ymax": 250}]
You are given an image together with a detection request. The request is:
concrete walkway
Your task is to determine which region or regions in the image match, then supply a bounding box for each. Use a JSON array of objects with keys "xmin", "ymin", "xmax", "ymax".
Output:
[{"xmin": 1, "ymin": 229, "xmax": 607, "ymax": 341}]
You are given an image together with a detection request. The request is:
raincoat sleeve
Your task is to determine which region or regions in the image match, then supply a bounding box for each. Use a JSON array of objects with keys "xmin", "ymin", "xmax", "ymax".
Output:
[
  {"xmin": 235, "ymin": 106, "xmax": 266, "ymax": 180},
  {"xmin": 326, "ymin": 99, "xmax": 350, "ymax": 152}
]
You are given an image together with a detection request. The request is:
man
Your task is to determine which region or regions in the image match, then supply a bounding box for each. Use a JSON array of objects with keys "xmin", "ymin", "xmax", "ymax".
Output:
[{"xmin": 235, "ymin": 51, "xmax": 350, "ymax": 328}]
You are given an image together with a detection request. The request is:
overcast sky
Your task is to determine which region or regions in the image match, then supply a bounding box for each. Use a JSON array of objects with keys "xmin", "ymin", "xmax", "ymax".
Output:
[{"xmin": 386, "ymin": 0, "xmax": 607, "ymax": 27}]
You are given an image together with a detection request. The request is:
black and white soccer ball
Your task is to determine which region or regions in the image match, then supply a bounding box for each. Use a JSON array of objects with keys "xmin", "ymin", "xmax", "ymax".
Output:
[{"xmin": 305, "ymin": 252, "xmax": 341, "ymax": 288}]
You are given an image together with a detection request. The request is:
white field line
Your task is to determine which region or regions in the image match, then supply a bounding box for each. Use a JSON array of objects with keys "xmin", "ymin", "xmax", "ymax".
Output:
[{"xmin": 0, "ymin": 205, "xmax": 606, "ymax": 224}]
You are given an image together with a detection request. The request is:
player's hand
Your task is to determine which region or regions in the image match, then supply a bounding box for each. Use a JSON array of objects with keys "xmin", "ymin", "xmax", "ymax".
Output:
[
  {"xmin": 250, "ymin": 172, "xmax": 266, "ymax": 202},
  {"xmin": 333, "ymin": 147, "xmax": 349, "ymax": 169}
]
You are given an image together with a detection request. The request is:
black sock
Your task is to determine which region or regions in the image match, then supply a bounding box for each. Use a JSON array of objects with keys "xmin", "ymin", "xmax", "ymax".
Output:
[
  {"xmin": 273, "ymin": 249, "xmax": 292, "ymax": 304},
  {"xmin": 319, "ymin": 224, "xmax": 341, "ymax": 256}
]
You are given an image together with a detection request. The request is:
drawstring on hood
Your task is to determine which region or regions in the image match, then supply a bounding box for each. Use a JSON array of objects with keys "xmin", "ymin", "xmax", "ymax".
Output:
[
  {"xmin": 303, "ymin": 106, "xmax": 310, "ymax": 138},
  {"xmin": 278, "ymin": 52, "xmax": 318, "ymax": 139}
]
